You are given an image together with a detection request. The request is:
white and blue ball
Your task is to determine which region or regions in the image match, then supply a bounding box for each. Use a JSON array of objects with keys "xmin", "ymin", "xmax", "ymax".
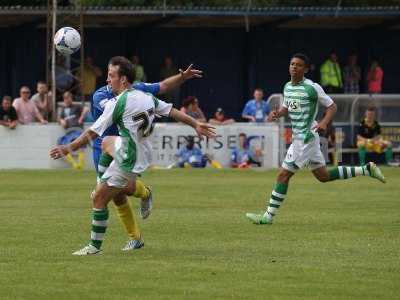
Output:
[{"xmin": 54, "ymin": 27, "xmax": 81, "ymax": 55}]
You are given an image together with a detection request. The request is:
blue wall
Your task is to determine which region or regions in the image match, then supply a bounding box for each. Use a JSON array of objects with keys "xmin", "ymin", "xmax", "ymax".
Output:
[{"xmin": 1, "ymin": 27, "xmax": 399, "ymax": 120}]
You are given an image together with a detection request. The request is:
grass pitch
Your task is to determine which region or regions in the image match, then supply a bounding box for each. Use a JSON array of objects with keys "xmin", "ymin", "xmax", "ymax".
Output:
[{"xmin": 0, "ymin": 168, "xmax": 399, "ymax": 299}]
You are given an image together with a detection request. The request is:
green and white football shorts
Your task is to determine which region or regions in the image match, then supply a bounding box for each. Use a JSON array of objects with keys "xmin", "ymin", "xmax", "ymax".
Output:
[
  {"xmin": 282, "ymin": 134, "xmax": 326, "ymax": 173},
  {"xmin": 101, "ymin": 160, "xmax": 136, "ymax": 188}
]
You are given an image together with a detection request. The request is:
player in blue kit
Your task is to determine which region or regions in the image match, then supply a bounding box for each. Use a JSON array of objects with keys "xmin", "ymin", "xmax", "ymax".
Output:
[{"xmin": 90, "ymin": 61, "xmax": 203, "ymax": 249}]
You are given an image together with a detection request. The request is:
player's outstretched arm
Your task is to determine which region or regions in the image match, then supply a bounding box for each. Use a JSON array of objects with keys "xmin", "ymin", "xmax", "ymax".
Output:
[
  {"xmin": 50, "ymin": 129, "xmax": 98, "ymax": 159},
  {"xmin": 169, "ymin": 108, "xmax": 216, "ymax": 139},
  {"xmin": 158, "ymin": 64, "xmax": 202, "ymax": 94}
]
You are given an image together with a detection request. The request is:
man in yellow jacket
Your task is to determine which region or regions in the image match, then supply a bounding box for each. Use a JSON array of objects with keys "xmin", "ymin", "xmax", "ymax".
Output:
[{"xmin": 320, "ymin": 52, "xmax": 343, "ymax": 93}]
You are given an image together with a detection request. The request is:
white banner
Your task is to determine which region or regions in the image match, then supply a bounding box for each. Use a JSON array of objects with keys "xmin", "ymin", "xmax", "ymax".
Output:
[
  {"xmin": 0, "ymin": 123, "xmax": 280, "ymax": 169},
  {"xmin": 150, "ymin": 123, "xmax": 280, "ymax": 169}
]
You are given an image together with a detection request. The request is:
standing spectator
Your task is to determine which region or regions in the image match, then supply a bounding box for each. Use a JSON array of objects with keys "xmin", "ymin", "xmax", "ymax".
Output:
[
  {"xmin": 320, "ymin": 51, "xmax": 343, "ymax": 93},
  {"xmin": 357, "ymin": 106, "xmax": 392, "ymax": 165},
  {"xmin": 209, "ymin": 107, "xmax": 235, "ymax": 125},
  {"xmin": 13, "ymin": 86, "xmax": 47, "ymax": 124},
  {"xmin": 160, "ymin": 56, "xmax": 179, "ymax": 106},
  {"xmin": 367, "ymin": 60, "xmax": 384, "ymax": 94},
  {"xmin": 131, "ymin": 55, "xmax": 146, "ymax": 83},
  {"xmin": 343, "ymin": 54, "xmax": 361, "ymax": 94},
  {"xmin": 58, "ymin": 91, "xmax": 88, "ymax": 129},
  {"xmin": 180, "ymin": 96, "xmax": 206, "ymax": 122},
  {"xmin": 76, "ymin": 57, "xmax": 102, "ymax": 101},
  {"xmin": 31, "ymin": 81, "xmax": 53, "ymax": 121},
  {"xmin": 242, "ymin": 88, "xmax": 270, "ymax": 123},
  {"xmin": 0, "ymin": 95, "xmax": 18, "ymax": 129},
  {"xmin": 56, "ymin": 55, "xmax": 74, "ymax": 93}
]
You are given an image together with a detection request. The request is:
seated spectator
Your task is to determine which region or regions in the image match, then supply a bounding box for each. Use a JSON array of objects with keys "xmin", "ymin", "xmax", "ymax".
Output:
[
  {"xmin": 242, "ymin": 88, "xmax": 270, "ymax": 123},
  {"xmin": 0, "ymin": 95, "xmax": 18, "ymax": 129},
  {"xmin": 231, "ymin": 133, "xmax": 252, "ymax": 168},
  {"xmin": 57, "ymin": 91, "xmax": 89, "ymax": 170},
  {"xmin": 357, "ymin": 106, "xmax": 392, "ymax": 165},
  {"xmin": 231, "ymin": 133, "xmax": 262, "ymax": 168},
  {"xmin": 367, "ymin": 60, "xmax": 384, "ymax": 94},
  {"xmin": 209, "ymin": 108, "xmax": 235, "ymax": 125},
  {"xmin": 31, "ymin": 81, "xmax": 53, "ymax": 121},
  {"xmin": 180, "ymin": 96, "xmax": 206, "ymax": 122},
  {"xmin": 176, "ymin": 136, "xmax": 208, "ymax": 168},
  {"xmin": 58, "ymin": 91, "xmax": 89, "ymax": 129},
  {"xmin": 13, "ymin": 86, "xmax": 47, "ymax": 124}
]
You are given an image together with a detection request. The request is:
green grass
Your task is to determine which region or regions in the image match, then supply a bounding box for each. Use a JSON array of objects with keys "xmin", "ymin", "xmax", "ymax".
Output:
[{"xmin": 0, "ymin": 168, "xmax": 399, "ymax": 299}]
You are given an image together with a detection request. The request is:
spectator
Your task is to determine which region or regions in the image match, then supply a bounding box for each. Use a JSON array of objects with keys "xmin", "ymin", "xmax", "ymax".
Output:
[
  {"xmin": 58, "ymin": 91, "xmax": 89, "ymax": 129},
  {"xmin": 231, "ymin": 133, "xmax": 252, "ymax": 168},
  {"xmin": 31, "ymin": 81, "xmax": 53, "ymax": 121},
  {"xmin": 320, "ymin": 51, "xmax": 343, "ymax": 93},
  {"xmin": 160, "ymin": 56, "xmax": 179, "ymax": 106},
  {"xmin": 209, "ymin": 107, "xmax": 235, "ymax": 125},
  {"xmin": 131, "ymin": 55, "xmax": 146, "ymax": 83},
  {"xmin": 242, "ymin": 88, "xmax": 270, "ymax": 123},
  {"xmin": 56, "ymin": 55, "xmax": 74, "ymax": 92},
  {"xmin": 13, "ymin": 86, "xmax": 47, "ymax": 124},
  {"xmin": 343, "ymin": 54, "xmax": 361, "ymax": 94},
  {"xmin": 76, "ymin": 57, "xmax": 102, "ymax": 101},
  {"xmin": 176, "ymin": 136, "xmax": 208, "ymax": 168},
  {"xmin": 367, "ymin": 60, "xmax": 384, "ymax": 94},
  {"xmin": 180, "ymin": 96, "xmax": 206, "ymax": 122},
  {"xmin": 357, "ymin": 106, "xmax": 392, "ymax": 165},
  {"xmin": 0, "ymin": 95, "xmax": 17, "ymax": 129}
]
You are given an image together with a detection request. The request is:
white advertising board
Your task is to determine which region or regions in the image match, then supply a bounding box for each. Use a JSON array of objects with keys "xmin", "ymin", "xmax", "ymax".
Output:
[{"xmin": 0, "ymin": 123, "xmax": 280, "ymax": 169}]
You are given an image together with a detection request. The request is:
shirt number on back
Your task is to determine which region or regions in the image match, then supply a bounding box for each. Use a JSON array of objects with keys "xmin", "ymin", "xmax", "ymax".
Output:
[{"xmin": 133, "ymin": 108, "xmax": 155, "ymax": 137}]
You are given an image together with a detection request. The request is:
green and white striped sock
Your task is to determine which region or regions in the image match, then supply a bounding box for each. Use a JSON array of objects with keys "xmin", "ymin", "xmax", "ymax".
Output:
[
  {"xmin": 263, "ymin": 183, "xmax": 288, "ymax": 220},
  {"xmin": 328, "ymin": 165, "xmax": 370, "ymax": 181},
  {"xmin": 98, "ymin": 153, "xmax": 113, "ymax": 180},
  {"xmin": 90, "ymin": 208, "xmax": 109, "ymax": 250}
]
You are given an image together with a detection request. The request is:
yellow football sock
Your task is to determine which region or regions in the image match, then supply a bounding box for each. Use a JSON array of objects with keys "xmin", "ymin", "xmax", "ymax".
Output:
[
  {"xmin": 115, "ymin": 201, "xmax": 141, "ymax": 240},
  {"xmin": 76, "ymin": 151, "xmax": 85, "ymax": 169},
  {"xmin": 134, "ymin": 180, "xmax": 149, "ymax": 200},
  {"xmin": 65, "ymin": 153, "xmax": 78, "ymax": 169}
]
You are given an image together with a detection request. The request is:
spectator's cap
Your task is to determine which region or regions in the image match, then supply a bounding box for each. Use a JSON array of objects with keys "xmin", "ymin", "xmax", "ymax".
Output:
[{"xmin": 216, "ymin": 107, "xmax": 224, "ymax": 114}]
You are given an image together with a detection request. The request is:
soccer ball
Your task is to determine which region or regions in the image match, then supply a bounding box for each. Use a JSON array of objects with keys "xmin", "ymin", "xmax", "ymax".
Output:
[{"xmin": 54, "ymin": 27, "xmax": 81, "ymax": 55}]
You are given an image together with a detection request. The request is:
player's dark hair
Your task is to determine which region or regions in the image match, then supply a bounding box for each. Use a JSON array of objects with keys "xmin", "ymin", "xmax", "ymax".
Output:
[
  {"xmin": 291, "ymin": 53, "xmax": 310, "ymax": 67},
  {"xmin": 108, "ymin": 56, "xmax": 135, "ymax": 83}
]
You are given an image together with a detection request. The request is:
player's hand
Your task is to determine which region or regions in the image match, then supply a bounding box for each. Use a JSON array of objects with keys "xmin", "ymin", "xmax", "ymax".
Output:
[
  {"xmin": 195, "ymin": 122, "xmax": 216, "ymax": 139},
  {"xmin": 312, "ymin": 122, "xmax": 327, "ymax": 134},
  {"xmin": 50, "ymin": 145, "xmax": 70, "ymax": 160},
  {"xmin": 179, "ymin": 64, "xmax": 203, "ymax": 80},
  {"xmin": 268, "ymin": 109, "xmax": 279, "ymax": 122}
]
